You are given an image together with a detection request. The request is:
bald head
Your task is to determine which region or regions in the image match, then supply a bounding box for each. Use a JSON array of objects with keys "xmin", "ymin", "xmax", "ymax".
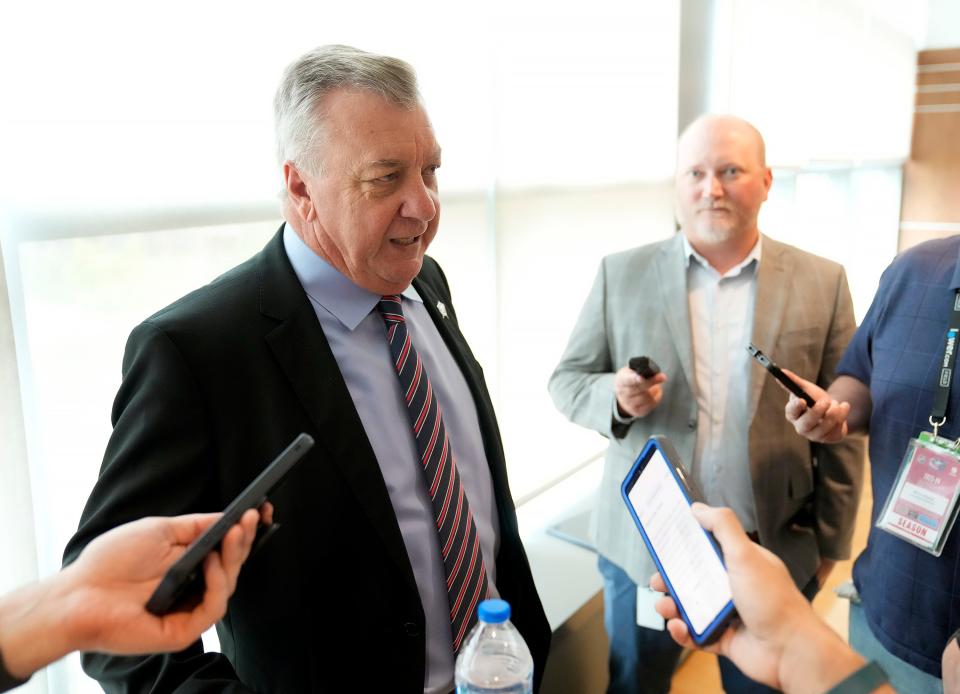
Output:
[
  {"xmin": 674, "ymin": 114, "xmax": 773, "ymax": 274},
  {"xmin": 678, "ymin": 114, "xmax": 766, "ymax": 169}
]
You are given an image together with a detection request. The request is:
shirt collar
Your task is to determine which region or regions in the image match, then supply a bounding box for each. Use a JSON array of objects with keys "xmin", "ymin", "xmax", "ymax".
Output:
[
  {"xmin": 682, "ymin": 233, "xmax": 762, "ymax": 279},
  {"xmin": 282, "ymin": 223, "xmax": 422, "ymax": 331}
]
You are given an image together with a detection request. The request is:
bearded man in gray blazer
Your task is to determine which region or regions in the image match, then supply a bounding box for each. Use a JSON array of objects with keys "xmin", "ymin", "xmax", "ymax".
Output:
[{"xmin": 549, "ymin": 115, "xmax": 864, "ymax": 694}]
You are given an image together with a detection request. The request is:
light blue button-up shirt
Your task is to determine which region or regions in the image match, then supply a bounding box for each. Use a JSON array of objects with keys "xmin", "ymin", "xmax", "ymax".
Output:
[
  {"xmin": 283, "ymin": 225, "xmax": 500, "ymax": 694},
  {"xmin": 684, "ymin": 234, "xmax": 761, "ymax": 532}
]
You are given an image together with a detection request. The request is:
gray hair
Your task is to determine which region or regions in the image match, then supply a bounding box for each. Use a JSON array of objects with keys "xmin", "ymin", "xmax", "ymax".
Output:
[{"xmin": 274, "ymin": 44, "xmax": 422, "ymax": 173}]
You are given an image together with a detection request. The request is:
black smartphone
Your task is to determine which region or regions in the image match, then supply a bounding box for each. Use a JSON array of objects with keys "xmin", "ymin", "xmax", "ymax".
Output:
[
  {"xmin": 621, "ymin": 436, "xmax": 736, "ymax": 645},
  {"xmin": 746, "ymin": 344, "xmax": 816, "ymax": 407},
  {"xmin": 629, "ymin": 356, "xmax": 661, "ymax": 379},
  {"xmin": 145, "ymin": 433, "xmax": 315, "ymax": 616}
]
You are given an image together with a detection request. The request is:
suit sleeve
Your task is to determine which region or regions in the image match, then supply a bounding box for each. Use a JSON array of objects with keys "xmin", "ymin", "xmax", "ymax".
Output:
[
  {"xmin": 548, "ymin": 258, "xmax": 620, "ymax": 438},
  {"xmin": 811, "ymin": 267, "xmax": 866, "ymax": 561},
  {"xmin": 62, "ymin": 321, "xmax": 255, "ymax": 694}
]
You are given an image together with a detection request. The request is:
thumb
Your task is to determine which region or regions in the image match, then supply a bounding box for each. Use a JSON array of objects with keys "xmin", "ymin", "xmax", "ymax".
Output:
[{"xmin": 691, "ymin": 504, "xmax": 749, "ymax": 555}]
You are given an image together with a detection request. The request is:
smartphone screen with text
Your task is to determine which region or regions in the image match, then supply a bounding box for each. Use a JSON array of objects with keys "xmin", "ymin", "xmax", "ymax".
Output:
[{"xmin": 621, "ymin": 436, "xmax": 735, "ymax": 644}]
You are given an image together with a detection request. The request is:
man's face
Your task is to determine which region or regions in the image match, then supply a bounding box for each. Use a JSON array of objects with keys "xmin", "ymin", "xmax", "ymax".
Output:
[
  {"xmin": 674, "ymin": 118, "xmax": 772, "ymax": 247},
  {"xmin": 292, "ymin": 89, "xmax": 441, "ymax": 295}
]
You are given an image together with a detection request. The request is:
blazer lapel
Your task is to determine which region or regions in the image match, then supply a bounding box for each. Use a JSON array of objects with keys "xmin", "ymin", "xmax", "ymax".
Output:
[
  {"xmin": 656, "ymin": 235, "xmax": 696, "ymax": 394},
  {"xmin": 258, "ymin": 231, "xmax": 418, "ymax": 593},
  {"xmin": 413, "ymin": 275, "xmax": 497, "ymax": 451},
  {"xmin": 413, "ymin": 273, "xmax": 517, "ymax": 537},
  {"xmin": 412, "ymin": 276, "xmax": 498, "ymax": 449},
  {"xmin": 414, "ymin": 280, "xmax": 480, "ymax": 391},
  {"xmin": 747, "ymin": 236, "xmax": 792, "ymax": 421}
]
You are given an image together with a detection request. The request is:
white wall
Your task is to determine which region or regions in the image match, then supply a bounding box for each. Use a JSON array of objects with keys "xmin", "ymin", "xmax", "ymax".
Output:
[{"xmin": 925, "ymin": 0, "xmax": 960, "ymax": 49}]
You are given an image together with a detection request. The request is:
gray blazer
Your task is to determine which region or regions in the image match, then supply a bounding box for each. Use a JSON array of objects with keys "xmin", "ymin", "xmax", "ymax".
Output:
[{"xmin": 549, "ymin": 233, "xmax": 864, "ymax": 587}]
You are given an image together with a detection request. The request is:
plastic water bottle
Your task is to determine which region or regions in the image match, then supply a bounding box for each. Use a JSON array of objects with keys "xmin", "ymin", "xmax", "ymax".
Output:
[{"xmin": 454, "ymin": 598, "xmax": 534, "ymax": 694}]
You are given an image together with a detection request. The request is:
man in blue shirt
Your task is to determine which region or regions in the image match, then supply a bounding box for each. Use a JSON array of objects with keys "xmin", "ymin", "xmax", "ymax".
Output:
[{"xmin": 787, "ymin": 235, "xmax": 960, "ymax": 694}]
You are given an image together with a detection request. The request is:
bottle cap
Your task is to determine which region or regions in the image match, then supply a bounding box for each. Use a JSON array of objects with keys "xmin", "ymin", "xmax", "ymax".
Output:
[{"xmin": 477, "ymin": 599, "xmax": 510, "ymax": 624}]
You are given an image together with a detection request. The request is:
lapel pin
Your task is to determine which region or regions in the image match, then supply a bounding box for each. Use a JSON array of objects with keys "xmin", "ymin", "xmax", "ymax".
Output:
[{"xmin": 437, "ymin": 301, "xmax": 447, "ymax": 318}]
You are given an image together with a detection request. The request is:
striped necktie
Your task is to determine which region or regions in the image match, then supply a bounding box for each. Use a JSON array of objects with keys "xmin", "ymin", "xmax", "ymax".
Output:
[{"xmin": 376, "ymin": 294, "xmax": 490, "ymax": 652}]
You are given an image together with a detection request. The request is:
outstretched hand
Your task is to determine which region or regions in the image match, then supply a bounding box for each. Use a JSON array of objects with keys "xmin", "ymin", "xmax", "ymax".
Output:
[
  {"xmin": 781, "ymin": 369, "xmax": 850, "ymax": 443},
  {"xmin": 649, "ymin": 504, "xmax": 882, "ymax": 693},
  {"xmin": 0, "ymin": 506, "xmax": 272, "ymax": 681},
  {"xmin": 64, "ymin": 505, "xmax": 270, "ymax": 654},
  {"xmin": 649, "ymin": 504, "xmax": 811, "ymax": 688}
]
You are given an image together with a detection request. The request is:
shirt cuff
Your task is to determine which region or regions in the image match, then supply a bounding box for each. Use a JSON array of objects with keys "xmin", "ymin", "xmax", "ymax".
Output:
[{"xmin": 611, "ymin": 393, "xmax": 637, "ymax": 424}]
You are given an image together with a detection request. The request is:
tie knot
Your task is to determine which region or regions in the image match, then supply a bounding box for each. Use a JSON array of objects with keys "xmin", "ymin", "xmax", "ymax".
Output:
[{"xmin": 377, "ymin": 294, "xmax": 405, "ymax": 324}]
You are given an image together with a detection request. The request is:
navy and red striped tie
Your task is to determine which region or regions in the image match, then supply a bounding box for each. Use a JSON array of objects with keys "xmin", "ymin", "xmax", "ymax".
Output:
[{"xmin": 376, "ymin": 294, "xmax": 490, "ymax": 652}]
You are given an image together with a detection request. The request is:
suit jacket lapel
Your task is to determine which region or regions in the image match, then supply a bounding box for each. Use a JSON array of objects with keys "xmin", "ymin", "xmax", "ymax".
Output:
[
  {"xmin": 748, "ymin": 235, "xmax": 792, "ymax": 421},
  {"xmin": 413, "ymin": 276, "xmax": 500, "ymax": 454},
  {"xmin": 257, "ymin": 230, "xmax": 418, "ymax": 593},
  {"xmin": 414, "ymin": 281, "xmax": 468, "ymax": 373},
  {"xmin": 656, "ymin": 235, "xmax": 696, "ymax": 394},
  {"xmin": 413, "ymin": 272, "xmax": 517, "ymax": 539}
]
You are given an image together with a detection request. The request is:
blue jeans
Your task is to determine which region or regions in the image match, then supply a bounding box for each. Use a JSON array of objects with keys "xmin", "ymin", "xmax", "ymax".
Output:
[
  {"xmin": 598, "ymin": 556, "xmax": 778, "ymax": 694},
  {"xmin": 848, "ymin": 601, "xmax": 942, "ymax": 694}
]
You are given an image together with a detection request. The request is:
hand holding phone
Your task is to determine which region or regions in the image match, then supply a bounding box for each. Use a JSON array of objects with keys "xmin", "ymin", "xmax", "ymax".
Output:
[
  {"xmin": 650, "ymin": 504, "xmax": 839, "ymax": 691},
  {"xmin": 616, "ymin": 357, "xmax": 666, "ymax": 419},
  {"xmin": 746, "ymin": 344, "xmax": 816, "ymax": 407},
  {"xmin": 145, "ymin": 433, "xmax": 314, "ymax": 616},
  {"xmin": 621, "ymin": 436, "xmax": 736, "ymax": 645}
]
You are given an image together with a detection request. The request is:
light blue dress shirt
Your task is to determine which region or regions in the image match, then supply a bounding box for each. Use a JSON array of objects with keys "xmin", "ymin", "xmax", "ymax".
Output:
[
  {"xmin": 683, "ymin": 234, "xmax": 761, "ymax": 532},
  {"xmin": 282, "ymin": 225, "xmax": 500, "ymax": 694}
]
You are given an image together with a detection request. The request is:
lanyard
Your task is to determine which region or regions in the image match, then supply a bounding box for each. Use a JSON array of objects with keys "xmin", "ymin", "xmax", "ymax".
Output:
[{"xmin": 929, "ymin": 289, "xmax": 960, "ymax": 436}]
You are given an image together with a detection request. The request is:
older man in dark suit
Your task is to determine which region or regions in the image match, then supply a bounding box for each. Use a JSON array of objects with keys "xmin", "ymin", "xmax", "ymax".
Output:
[{"xmin": 64, "ymin": 44, "xmax": 549, "ymax": 694}]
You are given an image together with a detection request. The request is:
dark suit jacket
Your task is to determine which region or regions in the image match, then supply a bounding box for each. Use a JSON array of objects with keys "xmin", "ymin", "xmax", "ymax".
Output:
[{"xmin": 64, "ymin": 228, "xmax": 550, "ymax": 693}]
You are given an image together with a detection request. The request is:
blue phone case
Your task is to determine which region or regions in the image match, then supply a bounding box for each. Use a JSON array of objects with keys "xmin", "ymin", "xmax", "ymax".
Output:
[{"xmin": 620, "ymin": 435, "xmax": 737, "ymax": 645}]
